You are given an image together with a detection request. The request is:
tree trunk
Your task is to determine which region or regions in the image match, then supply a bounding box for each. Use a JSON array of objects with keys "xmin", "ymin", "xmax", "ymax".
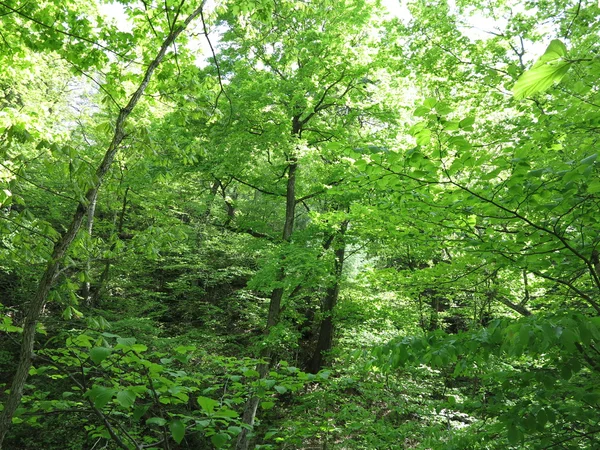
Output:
[
  {"xmin": 0, "ymin": 5, "xmax": 206, "ymax": 446},
  {"xmin": 235, "ymin": 124, "xmax": 299, "ymax": 450},
  {"xmin": 89, "ymin": 186, "xmax": 129, "ymax": 306},
  {"xmin": 83, "ymin": 190, "xmax": 98, "ymax": 303},
  {"xmin": 309, "ymin": 220, "xmax": 348, "ymax": 373}
]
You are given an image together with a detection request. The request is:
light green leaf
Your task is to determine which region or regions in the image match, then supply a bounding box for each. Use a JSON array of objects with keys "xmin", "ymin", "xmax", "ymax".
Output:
[
  {"xmin": 197, "ymin": 396, "xmax": 219, "ymax": 415},
  {"xmin": 89, "ymin": 347, "xmax": 112, "ymax": 364},
  {"xmin": 459, "ymin": 116, "xmax": 475, "ymax": 128},
  {"xmin": 274, "ymin": 385, "xmax": 288, "ymax": 394},
  {"xmin": 416, "ymin": 129, "xmax": 431, "ymax": 145},
  {"xmin": 448, "ymin": 136, "xmax": 471, "ymax": 151},
  {"xmin": 263, "ymin": 379, "xmax": 277, "ymax": 389},
  {"xmin": 116, "ymin": 337, "xmax": 136, "ymax": 347},
  {"xmin": 587, "ymin": 180, "xmax": 600, "ymax": 194},
  {"xmin": 533, "ymin": 39, "xmax": 568, "ymax": 68},
  {"xmin": 423, "ymin": 97, "xmax": 437, "ymax": 108},
  {"xmin": 514, "ymin": 40, "xmax": 571, "ymax": 99},
  {"xmin": 87, "ymin": 386, "xmax": 116, "ymax": 409},
  {"xmin": 435, "ymin": 102, "xmax": 453, "ymax": 115},
  {"xmin": 131, "ymin": 344, "xmax": 148, "ymax": 353},
  {"xmin": 170, "ymin": 419, "xmax": 185, "ymax": 444},
  {"xmin": 413, "ymin": 106, "xmax": 430, "ymax": 117},
  {"xmin": 214, "ymin": 408, "xmax": 239, "ymax": 419},
  {"xmin": 116, "ymin": 390, "xmax": 137, "ymax": 408},
  {"xmin": 317, "ymin": 370, "xmax": 331, "ymax": 380}
]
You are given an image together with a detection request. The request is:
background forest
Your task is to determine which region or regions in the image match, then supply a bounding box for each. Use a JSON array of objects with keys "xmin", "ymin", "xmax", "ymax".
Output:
[{"xmin": 1, "ymin": 0, "xmax": 599, "ymax": 448}]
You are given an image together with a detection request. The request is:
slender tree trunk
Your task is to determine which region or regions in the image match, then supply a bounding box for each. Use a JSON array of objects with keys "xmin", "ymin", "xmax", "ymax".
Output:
[
  {"xmin": 309, "ymin": 220, "xmax": 348, "ymax": 373},
  {"xmin": 83, "ymin": 190, "xmax": 98, "ymax": 303},
  {"xmin": 89, "ymin": 186, "xmax": 129, "ymax": 305},
  {"xmin": 236, "ymin": 122, "xmax": 300, "ymax": 450},
  {"xmin": 203, "ymin": 177, "xmax": 221, "ymax": 222},
  {"xmin": 0, "ymin": 6, "xmax": 206, "ymax": 446}
]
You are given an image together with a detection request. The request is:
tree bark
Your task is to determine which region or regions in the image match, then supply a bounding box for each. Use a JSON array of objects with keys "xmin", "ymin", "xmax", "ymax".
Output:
[
  {"xmin": 309, "ymin": 220, "xmax": 348, "ymax": 373},
  {"xmin": 0, "ymin": 4, "xmax": 206, "ymax": 447},
  {"xmin": 82, "ymin": 190, "xmax": 98, "ymax": 303}
]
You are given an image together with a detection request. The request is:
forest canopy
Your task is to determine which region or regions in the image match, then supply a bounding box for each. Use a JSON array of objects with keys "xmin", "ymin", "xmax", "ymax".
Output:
[{"xmin": 1, "ymin": 0, "xmax": 599, "ymax": 449}]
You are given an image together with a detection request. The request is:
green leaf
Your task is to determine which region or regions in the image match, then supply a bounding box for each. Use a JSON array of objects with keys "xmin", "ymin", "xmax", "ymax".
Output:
[
  {"xmin": 260, "ymin": 401, "xmax": 275, "ymax": 410},
  {"xmin": 415, "ymin": 129, "xmax": 431, "ymax": 145},
  {"xmin": 413, "ymin": 106, "xmax": 431, "ymax": 117},
  {"xmin": 101, "ymin": 332, "xmax": 121, "ymax": 338},
  {"xmin": 146, "ymin": 417, "xmax": 167, "ymax": 426},
  {"xmin": 89, "ymin": 347, "xmax": 112, "ymax": 364},
  {"xmin": 243, "ymin": 369, "xmax": 260, "ymax": 378},
  {"xmin": 317, "ymin": 370, "xmax": 331, "ymax": 380},
  {"xmin": 527, "ymin": 168, "xmax": 546, "ymax": 177},
  {"xmin": 435, "ymin": 102, "xmax": 453, "ymax": 115},
  {"xmin": 133, "ymin": 406, "xmax": 149, "ymax": 421},
  {"xmin": 507, "ymin": 423, "xmax": 521, "ymax": 445},
  {"xmin": 274, "ymin": 385, "xmax": 288, "ymax": 394},
  {"xmin": 443, "ymin": 120, "xmax": 460, "ymax": 131},
  {"xmin": 533, "ymin": 39, "xmax": 568, "ymax": 67},
  {"xmin": 228, "ymin": 426, "xmax": 242, "ymax": 435},
  {"xmin": 263, "ymin": 379, "xmax": 277, "ymax": 389},
  {"xmin": 448, "ymin": 136, "xmax": 471, "ymax": 151},
  {"xmin": 580, "ymin": 153, "xmax": 597, "ymax": 166},
  {"xmin": 116, "ymin": 337, "xmax": 136, "ymax": 347},
  {"xmin": 214, "ymin": 408, "xmax": 239, "ymax": 419},
  {"xmin": 88, "ymin": 386, "xmax": 116, "ymax": 409},
  {"xmin": 197, "ymin": 396, "xmax": 219, "ymax": 415},
  {"xmin": 116, "ymin": 390, "xmax": 137, "ymax": 408},
  {"xmin": 459, "ymin": 116, "xmax": 475, "ymax": 128},
  {"xmin": 560, "ymin": 364, "xmax": 572, "ymax": 380},
  {"xmin": 519, "ymin": 325, "xmax": 530, "ymax": 347},
  {"xmin": 423, "ymin": 97, "xmax": 437, "ymax": 109},
  {"xmin": 587, "ymin": 180, "xmax": 600, "ymax": 194},
  {"xmin": 265, "ymin": 430, "xmax": 278, "ymax": 440},
  {"xmin": 131, "ymin": 344, "xmax": 148, "ymax": 353},
  {"xmin": 513, "ymin": 40, "xmax": 571, "ymax": 99},
  {"xmin": 169, "ymin": 419, "xmax": 185, "ymax": 444},
  {"xmin": 210, "ymin": 433, "xmax": 230, "ymax": 448}
]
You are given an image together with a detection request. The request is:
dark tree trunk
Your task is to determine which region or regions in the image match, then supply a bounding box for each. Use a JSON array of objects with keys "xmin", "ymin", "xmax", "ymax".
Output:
[
  {"xmin": 235, "ymin": 124, "xmax": 299, "ymax": 450},
  {"xmin": 309, "ymin": 220, "xmax": 348, "ymax": 373}
]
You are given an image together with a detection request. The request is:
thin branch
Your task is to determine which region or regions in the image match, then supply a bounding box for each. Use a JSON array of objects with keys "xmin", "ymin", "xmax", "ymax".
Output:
[
  {"xmin": 230, "ymin": 175, "xmax": 284, "ymax": 197},
  {"xmin": 0, "ymin": 161, "xmax": 77, "ymax": 202},
  {"xmin": 200, "ymin": 8, "xmax": 233, "ymax": 121},
  {"xmin": 214, "ymin": 223, "xmax": 276, "ymax": 241},
  {"xmin": 0, "ymin": 214, "xmax": 56, "ymax": 244},
  {"xmin": 445, "ymin": 175, "xmax": 600, "ymax": 293},
  {"xmin": 564, "ymin": 0, "xmax": 582, "ymax": 39},
  {"xmin": 545, "ymin": 428, "xmax": 600, "ymax": 449},
  {"xmin": 64, "ymin": 59, "xmax": 122, "ymax": 109},
  {"xmin": 295, "ymin": 179, "xmax": 344, "ymax": 204},
  {"xmin": 0, "ymin": 1, "xmax": 141, "ymax": 65}
]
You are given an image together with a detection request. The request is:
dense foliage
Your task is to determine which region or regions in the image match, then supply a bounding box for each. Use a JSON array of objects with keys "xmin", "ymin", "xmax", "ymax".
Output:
[{"xmin": 1, "ymin": 0, "xmax": 599, "ymax": 448}]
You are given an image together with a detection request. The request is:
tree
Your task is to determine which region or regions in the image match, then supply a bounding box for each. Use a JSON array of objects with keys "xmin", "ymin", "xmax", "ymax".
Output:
[
  {"xmin": 2, "ymin": 0, "xmax": 599, "ymax": 448},
  {"xmin": 0, "ymin": 1, "xmax": 208, "ymax": 445}
]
